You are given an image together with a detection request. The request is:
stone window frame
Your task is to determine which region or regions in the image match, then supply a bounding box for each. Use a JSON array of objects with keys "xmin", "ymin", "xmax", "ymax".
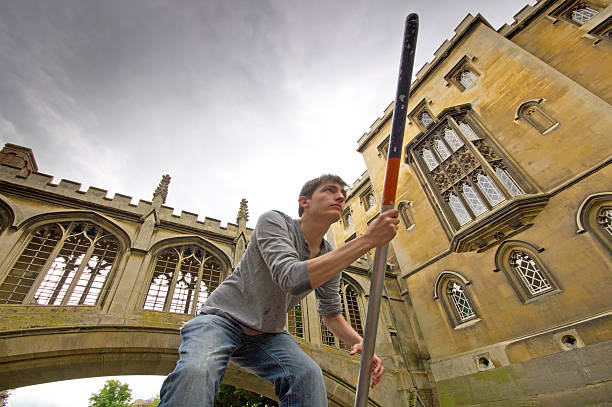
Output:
[
  {"xmin": 589, "ymin": 16, "xmax": 612, "ymax": 43},
  {"xmin": 406, "ymin": 106, "xmax": 529, "ymax": 234},
  {"xmin": 516, "ymin": 99, "xmax": 560, "ymax": 135},
  {"xmin": 320, "ymin": 276, "xmax": 365, "ymax": 350},
  {"xmin": 287, "ymin": 300, "xmax": 305, "ymax": 339},
  {"xmin": 377, "ymin": 136, "xmax": 390, "ymax": 160},
  {"xmin": 341, "ymin": 207, "xmax": 354, "ymax": 230},
  {"xmin": 0, "ymin": 215, "xmax": 126, "ymax": 308},
  {"xmin": 576, "ymin": 192, "xmax": 612, "ymax": 252},
  {"xmin": 444, "ymin": 55, "xmax": 481, "ymax": 92},
  {"xmin": 408, "ymin": 98, "xmax": 437, "ymax": 132},
  {"xmin": 397, "ymin": 201, "xmax": 416, "ymax": 231},
  {"xmin": 142, "ymin": 243, "xmax": 227, "ymax": 316},
  {"xmin": 550, "ymin": 0, "xmax": 604, "ymax": 27},
  {"xmin": 434, "ymin": 271, "xmax": 480, "ymax": 329},
  {"xmin": 494, "ymin": 240, "xmax": 561, "ymax": 304},
  {"xmin": 360, "ymin": 186, "xmax": 377, "ymax": 212}
]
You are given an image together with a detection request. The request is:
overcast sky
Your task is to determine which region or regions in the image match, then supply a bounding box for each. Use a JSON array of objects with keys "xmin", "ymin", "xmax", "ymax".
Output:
[{"xmin": 1, "ymin": 0, "xmax": 533, "ymax": 405}]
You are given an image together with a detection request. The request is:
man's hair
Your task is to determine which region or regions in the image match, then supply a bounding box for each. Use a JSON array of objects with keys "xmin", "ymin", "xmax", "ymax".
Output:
[{"xmin": 298, "ymin": 174, "xmax": 348, "ymax": 217}]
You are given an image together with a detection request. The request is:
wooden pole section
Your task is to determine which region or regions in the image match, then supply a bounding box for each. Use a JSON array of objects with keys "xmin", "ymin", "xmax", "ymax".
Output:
[{"xmin": 354, "ymin": 13, "xmax": 419, "ymax": 407}]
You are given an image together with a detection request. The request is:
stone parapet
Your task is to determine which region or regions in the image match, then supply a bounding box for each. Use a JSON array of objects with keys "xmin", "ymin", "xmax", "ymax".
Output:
[{"xmin": 0, "ymin": 163, "xmax": 250, "ymax": 237}]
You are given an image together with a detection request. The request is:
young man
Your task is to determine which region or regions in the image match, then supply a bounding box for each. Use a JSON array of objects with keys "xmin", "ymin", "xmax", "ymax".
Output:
[{"xmin": 158, "ymin": 174, "xmax": 400, "ymax": 407}]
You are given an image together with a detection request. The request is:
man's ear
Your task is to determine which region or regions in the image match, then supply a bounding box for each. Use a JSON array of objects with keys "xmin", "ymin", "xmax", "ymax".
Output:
[{"xmin": 298, "ymin": 196, "xmax": 310, "ymax": 212}]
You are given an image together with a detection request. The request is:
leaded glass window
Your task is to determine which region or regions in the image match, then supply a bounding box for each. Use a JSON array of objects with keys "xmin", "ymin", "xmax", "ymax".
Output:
[
  {"xmin": 411, "ymin": 111, "xmax": 526, "ymax": 230},
  {"xmin": 458, "ymin": 121, "xmax": 479, "ymax": 141},
  {"xmin": 476, "ymin": 173, "xmax": 505, "ymax": 206},
  {"xmin": 421, "ymin": 148, "xmax": 439, "ymax": 170},
  {"xmin": 457, "ymin": 69, "xmax": 477, "ymax": 89},
  {"xmin": 446, "ymin": 281, "xmax": 475, "ymax": 322},
  {"xmin": 597, "ymin": 208, "xmax": 612, "ymax": 236},
  {"xmin": 495, "ymin": 167, "xmax": 523, "ymax": 196},
  {"xmin": 449, "ymin": 193, "xmax": 472, "ymax": 225},
  {"xmin": 319, "ymin": 278, "xmax": 363, "ymax": 351},
  {"xmin": 320, "ymin": 314, "xmax": 336, "ymax": 346},
  {"xmin": 435, "ymin": 137, "xmax": 451, "ymax": 160},
  {"xmin": 144, "ymin": 245, "xmax": 224, "ymax": 315},
  {"xmin": 462, "ymin": 184, "xmax": 487, "ymax": 216},
  {"xmin": 288, "ymin": 302, "xmax": 304, "ymax": 338},
  {"xmin": 367, "ymin": 193, "xmax": 376, "ymax": 209},
  {"xmin": 569, "ymin": 5, "xmax": 598, "ymax": 24},
  {"xmin": 0, "ymin": 221, "xmax": 119, "ymax": 305},
  {"xmin": 419, "ymin": 111, "xmax": 433, "ymax": 127},
  {"xmin": 444, "ymin": 127, "xmax": 464, "ymax": 152},
  {"xmin": 510, "ymin": 250, "xmax": 552, "ymax": 295},
  {"xmin": 342, "ymin": 211, "xmax": 353, "ymax": 229}
]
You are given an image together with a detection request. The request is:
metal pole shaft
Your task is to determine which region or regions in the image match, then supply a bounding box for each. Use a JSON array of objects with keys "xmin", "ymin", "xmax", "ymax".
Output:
[{"xmin": 354, "ymin": 13, "xmax": 418, "ymax": 407}]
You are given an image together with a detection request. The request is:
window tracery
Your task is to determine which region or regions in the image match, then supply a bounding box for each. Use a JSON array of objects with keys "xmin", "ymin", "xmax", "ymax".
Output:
[
  {"xmin": 510, "ymin": 250, "xmax": 552, "ymax": 296},
  {"xmin": 434, "ymin": 271, "xmax": 478, "ymax": 328},
  {"xmin": 495, "ymin": 241, "xmax": 559, "ymax": 303},
  {"xmin": 143, "ymin": 245, "xmax": 224, "ymax": 315},
  {"xmin": 566, "ymin": 3, "xmax": 599, "ymax": 24},
  {"xmin": 447, "ymin": 281, "xmax": 476, "ymax": 322},
  {"xmin": 0, "ymin": 221, "xmax": 120, "ymax": 305},
  {"xmin": 410, "ymin": 112, "xmax": 524, "ymax": 230}
]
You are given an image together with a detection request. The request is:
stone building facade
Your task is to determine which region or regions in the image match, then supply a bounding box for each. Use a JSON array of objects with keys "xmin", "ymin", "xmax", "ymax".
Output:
[
  {"xmin": 0, "ymin": 0, "xmax": 610, "ymax": 406},
  {"xmin": 330, "ymin": 0, "xmax": 612, "ymax": 405}
]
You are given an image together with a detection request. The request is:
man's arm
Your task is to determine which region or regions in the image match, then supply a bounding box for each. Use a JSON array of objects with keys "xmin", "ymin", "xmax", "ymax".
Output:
[
  {"xmin": 322, "ymin": 314, "xmax": 385, "ymax": 387},
  {"xmin": 307, "ymin": 209, "xmax": 399, "ymax": 289}
]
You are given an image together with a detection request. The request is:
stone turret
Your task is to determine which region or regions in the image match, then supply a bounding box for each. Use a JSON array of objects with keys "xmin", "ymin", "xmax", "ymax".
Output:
[
  {"xmin": 0, "ymin": 144, "xmax": 38, "ymax": 177},
  {"xmin": 152, "ymin": 174, "xmax": 171, "ymax": 206}
]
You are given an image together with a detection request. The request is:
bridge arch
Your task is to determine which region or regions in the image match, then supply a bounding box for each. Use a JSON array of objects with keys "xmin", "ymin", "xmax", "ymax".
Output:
[{"xmin": 0, "ymin": 326, "xmax": 375, "ymax": 406}]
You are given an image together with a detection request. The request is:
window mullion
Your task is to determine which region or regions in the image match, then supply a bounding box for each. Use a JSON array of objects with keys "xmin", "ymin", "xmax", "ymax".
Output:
[
  {"xmin": 191, "ymin": 259, "xmax": 205, "ymax": 315},
  {"xmin": 60, "ymin": 231, "xmax": 97, "ymax": 306},
  {"xmin": 456, "ymin": 185, "xmax": 478, "ymax": 220},
  {"xmin": 164, "ymin": 251, "xmax": 182, "ymax": 312},
  {"xmin": 468, "ymin": 175, "xmax": 493, "ymax": 211},
  {"xmin": 23, "ymin": 224, "xmax": 67, "ymax": 305}
]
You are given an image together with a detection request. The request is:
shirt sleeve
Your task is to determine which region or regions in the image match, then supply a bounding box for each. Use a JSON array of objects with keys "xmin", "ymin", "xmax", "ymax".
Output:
[
  {"xmin": 255, "ymin": 211, "xmax": 312, "ymax": 295},
  {"xmin": 315, "ymin": 273, "xmax": 343, "ymax": 317}
]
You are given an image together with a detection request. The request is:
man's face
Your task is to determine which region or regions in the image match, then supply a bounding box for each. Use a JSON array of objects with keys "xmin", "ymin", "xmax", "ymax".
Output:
[{"xmin": 301, "ymin": 182, "xmax": 346, "ymax": 222}]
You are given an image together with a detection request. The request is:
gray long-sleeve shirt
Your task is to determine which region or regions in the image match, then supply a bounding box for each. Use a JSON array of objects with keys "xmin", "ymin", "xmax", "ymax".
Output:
[{"xmin": 200, "ymin": 210, "xmax": 343, "ymax": 333}]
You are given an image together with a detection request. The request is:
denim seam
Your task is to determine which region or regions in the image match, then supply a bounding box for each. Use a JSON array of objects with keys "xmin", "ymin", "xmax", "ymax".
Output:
[{"xmin": 252, "ymin": 341, "xmax": 294, "ymax": 406}]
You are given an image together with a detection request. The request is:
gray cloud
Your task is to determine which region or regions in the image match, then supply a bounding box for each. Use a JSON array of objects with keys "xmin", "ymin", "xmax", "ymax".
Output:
[{"xmin": 1, "ymin": 0, "xmax": 534, "ymax": 226}]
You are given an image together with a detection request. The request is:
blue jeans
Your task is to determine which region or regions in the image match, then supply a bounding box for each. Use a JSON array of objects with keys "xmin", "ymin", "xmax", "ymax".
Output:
[{"xmin": 159, "ymin": 314, "xmax": 328, "ymax": 407}]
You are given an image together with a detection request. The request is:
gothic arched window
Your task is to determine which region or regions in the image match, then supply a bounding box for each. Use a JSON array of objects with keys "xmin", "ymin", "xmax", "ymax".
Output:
[
  {"xmin": 576, "ymin": 193, "xmax": 612, "ymax": 251},
  {"xmin": 0, "ymin": 221, "xmax": 120, "ymax": 305},
  {"xmin": 398, "ymin": 201, "xmax": 415, "ymax": 230},
  {"xmin": 434, "ymin": 271, "xmax": 479, "ymax": 328},
  {"xmin": 143, "ymin": 245, "xmax": 224, "ymax": 315},
  {"xmin": 409, "ymin": 110, "xmax": 527, "ymax": 231},
  {"xmin": 495, "ymin": 241, "xmax": 560, "ymax": 303},
  {"xmin": 517, "ymin": 100, "xmax": 559, "ymax": 134},
  {"xmin": 319, "ymin": 278, "xmax": 364, "ymax": 350}
]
